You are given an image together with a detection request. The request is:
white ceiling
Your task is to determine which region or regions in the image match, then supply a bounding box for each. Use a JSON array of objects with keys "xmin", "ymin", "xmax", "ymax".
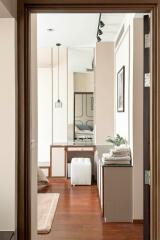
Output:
[{"xmin": 37, "ymin": 13, "xmax": 126, "ymax": 48}]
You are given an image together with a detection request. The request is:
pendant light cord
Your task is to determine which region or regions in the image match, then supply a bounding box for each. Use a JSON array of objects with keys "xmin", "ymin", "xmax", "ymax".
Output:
[
  {"xmin": 51, "ymin": 48, "xmax": 53, "ymax": 144},
  {"xmin": 57, "ymin": 44, "xmax": 60, "ymax": 100}
]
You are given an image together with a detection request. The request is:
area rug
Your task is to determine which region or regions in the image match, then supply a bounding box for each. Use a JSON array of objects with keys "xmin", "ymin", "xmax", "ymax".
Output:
[{"xmin": 38, "ymin": 193, "xmax": 60, "ymax": 234}]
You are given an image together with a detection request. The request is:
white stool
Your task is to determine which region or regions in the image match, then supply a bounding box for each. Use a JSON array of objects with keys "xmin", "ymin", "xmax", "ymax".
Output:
[{"xmin": 71, "ymin": 158, "xmax": 91, "ymax": 185}]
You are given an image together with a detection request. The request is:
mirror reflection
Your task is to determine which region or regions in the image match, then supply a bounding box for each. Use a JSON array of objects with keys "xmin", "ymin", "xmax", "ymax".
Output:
[{"xmin": 68, "ymin": 47, "xmax": 95, "ymax": 143}]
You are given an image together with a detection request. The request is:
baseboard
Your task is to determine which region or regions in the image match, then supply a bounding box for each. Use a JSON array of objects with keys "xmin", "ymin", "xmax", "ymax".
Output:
[{"xmin": 133, "ymin": 219, "xmax": 144, "ymax": 224}]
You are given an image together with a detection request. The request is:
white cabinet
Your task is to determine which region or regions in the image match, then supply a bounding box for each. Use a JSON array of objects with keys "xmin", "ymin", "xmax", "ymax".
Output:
[
  {"xmin": 97, "ymin": 162, "xmax": 133, "ymax": 222},
  {"xmin": 51, "ymin": 147, "xmax": 66, "ymax": 177}
]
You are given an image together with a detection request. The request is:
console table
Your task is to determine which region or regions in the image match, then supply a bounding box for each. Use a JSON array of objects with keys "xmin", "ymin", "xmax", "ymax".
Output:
[{"xmin": 50, "ymin": 143, "xmax": 96, "ymax": 179}]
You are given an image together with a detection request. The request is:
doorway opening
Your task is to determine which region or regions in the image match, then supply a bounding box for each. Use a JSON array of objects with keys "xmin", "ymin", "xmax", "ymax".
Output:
[{"xmin": 28, "ymin": 11, "xmax": 151, "ymax": 240}]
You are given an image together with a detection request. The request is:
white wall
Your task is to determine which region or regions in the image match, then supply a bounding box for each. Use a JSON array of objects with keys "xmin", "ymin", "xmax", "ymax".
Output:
[
  {"xmin": 115, "ymin": 28, "xmax": 130, "ymax": 141},
  {"xmin": 95, "ymin": 42, "xmax": 114, "ymax": 145},
  {"xmin": 68, "ymin": 47, "xmax": 94, "ymax": 73},
  {"xmin": 74, "ymin": 72, "xmax": 94, "ymax": 92},
  {"xmin": 38, "ymin": 68, "xmax": 52, "ymax": 163},
  {"xmin": 38, "ymin": 47, "xmax": 68, "ymax": 164},
  {"xmin": 53, "ymin": 47, "xmax": 68, "ymax": 143},
  {"xmin": 0, "ymin": 18, "xmax": 15, "ymax": 231}
]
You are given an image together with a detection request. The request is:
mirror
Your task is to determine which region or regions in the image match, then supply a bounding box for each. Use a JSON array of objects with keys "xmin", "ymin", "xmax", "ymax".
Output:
[
  {"xmin": 74, "ymin": 92, "xmax": 94, "ymax": 141},
  {"xmin": 68, "ymin": 47, "xmax": 95, "ymax": 142}
]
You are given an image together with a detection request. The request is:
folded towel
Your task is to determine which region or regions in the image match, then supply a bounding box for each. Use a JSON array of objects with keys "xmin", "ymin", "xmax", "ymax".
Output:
[
  {"xmin": 102, "ymin": 156, "xmax": 131, "ymax": 162},
  {"xmin": 38, "ymin": 168, "xmax": 49, "ymax": 185},
  {"xmin": 111, "ymin": 151, "xmax": 131, "ymax": 157},
  {"xmin": 102, "ymin": 159, "xmax": 131, "ymax": 165},
  {"xmin": 112, "ymin": 148, "xmax": 130, "ymax": 153}
]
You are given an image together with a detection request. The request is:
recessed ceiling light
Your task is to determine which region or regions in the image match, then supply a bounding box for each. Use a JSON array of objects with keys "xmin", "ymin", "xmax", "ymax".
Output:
[{"xmin": 47, "ymin": 28, "xmax": 55, "ymax": 32}]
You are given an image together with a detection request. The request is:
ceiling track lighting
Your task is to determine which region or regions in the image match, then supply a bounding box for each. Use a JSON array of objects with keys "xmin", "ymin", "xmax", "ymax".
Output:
[
  {"xmin": 98, "ymin": 28, "xmax": 103, "ymax": 35},
  {"xmin": 96, "ymin": 13, "xmax": 105, "ymax": 42},
  {"xmin": 97, "ymin": 36, "xmax": 101, "ymax": 42},
  {"xmin": 99, "ymin": 20, "xmax": 105, "ymax": 28},
  {"xmin": 55, "ymin": 43, "xmax": 63, "ymax": 108}
]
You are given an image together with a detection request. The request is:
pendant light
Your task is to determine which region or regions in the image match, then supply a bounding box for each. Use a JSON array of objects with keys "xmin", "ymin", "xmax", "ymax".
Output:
[{"xmin": 55, "ymin": 43, "xmax": 62, "ymax": 108}]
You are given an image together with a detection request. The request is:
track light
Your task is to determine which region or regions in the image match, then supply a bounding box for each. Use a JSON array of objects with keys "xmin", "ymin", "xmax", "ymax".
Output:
[
  {"xmin": 96, "ymin": 13, "xmax": 105, "ymax": 43},
  {"xmin": 98, "ymin": 28, "xmax": 103, "ymax": 35},
  {"xmin": 99, "ymin": 20, "xmax": 105, "ymax": 28},
  {"xmin": 97, "ymin": 36, "xmax": 101, "ymax": 42}
]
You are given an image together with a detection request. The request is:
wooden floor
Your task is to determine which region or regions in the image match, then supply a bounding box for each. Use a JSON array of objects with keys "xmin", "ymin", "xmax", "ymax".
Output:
[{"xmin": 38, "ymin": 179, "xmax": 143, "ymax": 240}]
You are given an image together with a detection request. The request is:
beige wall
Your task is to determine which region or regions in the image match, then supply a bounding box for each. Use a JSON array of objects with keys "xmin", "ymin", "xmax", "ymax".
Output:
[
  {"xmin": 115, "ymin": 16, "xmax": 144, "ymax": 220},
  {"xmin": 0, "ymin": 0, "xmax": 17, "ymax": 17},
  {"xmin": 131, "ymin": 18, "xmax": 144, "ymax": 220},
  {"xmin": 0, "ymin": 0, "xmax": 17, "ymax": 18},
  {"xmin": 95, "ymin": 42, "xmax": 114, "ymax": 145},
  {"xmin": 30, "ymin": 14, "xmax": 38, "ymax": 240},
  {"xmin": 0, "ymin": 18, "xmax": 16, "ymax": 231}
]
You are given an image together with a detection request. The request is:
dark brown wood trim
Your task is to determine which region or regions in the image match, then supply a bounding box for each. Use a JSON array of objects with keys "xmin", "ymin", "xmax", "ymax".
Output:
[
  {"xmin": 17, "ymin": 3, "xmax": 31, "ymax": 240},
  {"xmin": 17, "ymin": 2, "xmax": 160, "ymax": 240},
  {"xmin": 24, "ymin": 0, "xmax": 158, "ymax": 4},
  {"xmin": 133, "ymin": 219, "xmax": 144, "ymax": 224},
  {"xmin": 25, "ymin": 5, "xmax": 154, "ymax": 15}
]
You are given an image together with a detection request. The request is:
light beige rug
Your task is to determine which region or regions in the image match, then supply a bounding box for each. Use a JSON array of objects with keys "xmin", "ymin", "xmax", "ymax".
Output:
[{"xmin": 38, "ymin": 193, "xmax": 60, "ymax": 234}]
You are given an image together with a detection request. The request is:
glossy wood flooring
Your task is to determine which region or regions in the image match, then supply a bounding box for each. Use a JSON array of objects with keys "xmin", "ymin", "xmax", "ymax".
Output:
[{"xmin": 38, "ymin": 179, "xmax": 143, "ymax": 240}]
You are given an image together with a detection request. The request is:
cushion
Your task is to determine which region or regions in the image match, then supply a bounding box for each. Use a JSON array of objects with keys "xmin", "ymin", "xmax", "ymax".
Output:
[
  {"xmin": 38, "ymin": 168, "xmax": 49, "ymax": 185},
  {"xmin": 76, "ymin": 124, "xmax": 91, "ymax": 131}
]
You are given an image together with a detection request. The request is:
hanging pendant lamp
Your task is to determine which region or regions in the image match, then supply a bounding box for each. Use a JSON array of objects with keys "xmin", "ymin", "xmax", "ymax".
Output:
[{"xmin": 55, "ymin": 43, "xmax": 62, "ymax": 108}]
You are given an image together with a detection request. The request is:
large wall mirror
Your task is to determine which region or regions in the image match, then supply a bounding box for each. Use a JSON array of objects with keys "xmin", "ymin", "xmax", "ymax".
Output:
[
  {"xmin": 74, "ymin": 92, "xmax": 94, "ymax": 141},
  {"xmin": 68, "ymin": 47, "xmax": 95, "ymax": 142}
]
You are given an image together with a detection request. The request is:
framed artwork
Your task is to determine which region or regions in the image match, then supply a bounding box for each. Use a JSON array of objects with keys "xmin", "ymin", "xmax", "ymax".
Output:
[{"xmin": 117, "ymin": 66, "xmax": 125, "ymax": 112}]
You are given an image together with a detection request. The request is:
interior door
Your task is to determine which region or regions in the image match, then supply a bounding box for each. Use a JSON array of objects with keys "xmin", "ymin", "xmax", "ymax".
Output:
[{"xmin": 143, "ymin": 14, "xmax": 150, "ymax": 240}]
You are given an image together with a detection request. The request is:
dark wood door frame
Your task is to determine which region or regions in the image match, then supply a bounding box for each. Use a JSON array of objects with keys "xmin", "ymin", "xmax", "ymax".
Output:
[{"xmin": 17, "ymin": 1, "xmax": 160, "ymax": 240}]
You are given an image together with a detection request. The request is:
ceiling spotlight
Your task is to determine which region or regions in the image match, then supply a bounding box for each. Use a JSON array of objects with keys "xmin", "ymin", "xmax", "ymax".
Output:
[
  {"xmin": 97, "ymin": 36, "xmax": 101, "ymax": 42},
  {"xmin": 98, "ymin": 29, "xmax": 103, "ymax": 35},
  {"xmin": 99, "ymin": 20, "xmax": 105, "ymax": 28},
  {"xmin": 47, "ymin": 28, "xmax": 54, "ymax": 32}
]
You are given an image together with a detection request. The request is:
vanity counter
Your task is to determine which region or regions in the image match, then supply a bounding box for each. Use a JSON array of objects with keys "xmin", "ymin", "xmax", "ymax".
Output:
[{"xmin": 50, "ymin": 142, "xmax": 96, "ymax": 178}]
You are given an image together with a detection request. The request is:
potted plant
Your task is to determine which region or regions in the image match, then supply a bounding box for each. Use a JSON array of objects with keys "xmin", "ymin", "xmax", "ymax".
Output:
[{"xmin": 106, "ymin": 134, "xmax": 127, "ymax": 147}]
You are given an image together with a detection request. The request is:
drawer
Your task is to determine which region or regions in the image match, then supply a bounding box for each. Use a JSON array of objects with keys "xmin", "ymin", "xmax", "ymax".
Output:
[{"xmin": 67, "ymin": 147, "xmax": 94, "ymax": 151}]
